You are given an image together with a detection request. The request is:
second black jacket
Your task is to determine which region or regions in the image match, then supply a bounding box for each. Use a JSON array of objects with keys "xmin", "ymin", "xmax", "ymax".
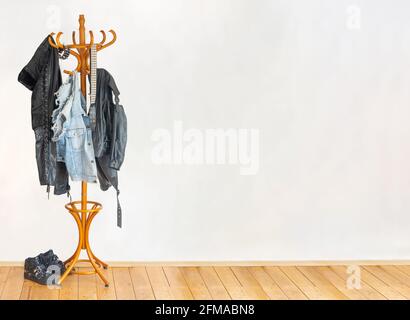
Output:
[{"xmin": 91, "ymin": 68, "xmax": 127, "ymax": 227}]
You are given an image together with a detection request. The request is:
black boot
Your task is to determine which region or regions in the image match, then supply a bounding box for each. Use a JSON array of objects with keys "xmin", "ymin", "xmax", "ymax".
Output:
[{"xmin": 24, "ymin": 250, "xmax": 66, "ymax": 285}]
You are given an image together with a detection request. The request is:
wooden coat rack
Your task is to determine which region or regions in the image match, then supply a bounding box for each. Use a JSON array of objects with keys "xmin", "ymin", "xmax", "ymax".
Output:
[{"xmin": 48, "ymin": 14, "xmax": 117, "ymax": 287}]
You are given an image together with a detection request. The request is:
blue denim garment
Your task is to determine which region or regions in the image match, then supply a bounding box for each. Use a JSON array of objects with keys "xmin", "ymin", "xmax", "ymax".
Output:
[{"xmin": 52, "ymin": 72, "xmax": 97, "ymax": 183}]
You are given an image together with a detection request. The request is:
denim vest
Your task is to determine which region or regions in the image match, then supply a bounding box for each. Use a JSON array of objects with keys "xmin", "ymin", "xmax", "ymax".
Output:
[{"xmin": 51, "ymin": 72, "xmax": 97, "ymax": 183}]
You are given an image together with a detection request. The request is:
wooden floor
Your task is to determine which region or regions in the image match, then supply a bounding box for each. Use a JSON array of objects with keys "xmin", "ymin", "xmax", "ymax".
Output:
[{"xmin": 2, "ymin": 265, "xmax": 410, "ymax": 300}]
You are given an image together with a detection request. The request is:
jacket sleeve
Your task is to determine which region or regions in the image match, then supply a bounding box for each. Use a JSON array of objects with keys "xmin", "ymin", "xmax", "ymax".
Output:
[
  {"xmin": 107, "ymin": 75, "xmax": 127, "ymax": 170},
  {"xmin": 18, "ymin": 67, "xmax": 37, "ymax": 91},
  {"xmin": 109, "ymin": 100, "xmax": 127, "ymax": 170},
  {"xmin": 18, "ymin": 37, "xmax": 51, "ymax": 91}
]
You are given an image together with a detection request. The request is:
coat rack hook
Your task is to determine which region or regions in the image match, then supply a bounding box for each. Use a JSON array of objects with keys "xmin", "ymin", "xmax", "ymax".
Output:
[
  {"xmin": 48, "ymin": 32, "xmax": 64, "ymax": 49},
  {"xmin": 89, "ymin": 31, "xmax": 94, "ymax": 45},
  {"xmin": 98, "ymin": 30, "xmax": 116, "ymax": 51},
  {"xmin": 56, "ymin": 32, "xmax": 64, "ymax": 49},
  {"xmin": 72, "ymin": 31, "xmax": 77, "ymax": 45},
  {"xmin": 48, "ymin": 33, "xmax": 58, "ymax": 48},
  {"xmin": 98, "ymin": 30, "xmax": 106, "ymax": 47}
]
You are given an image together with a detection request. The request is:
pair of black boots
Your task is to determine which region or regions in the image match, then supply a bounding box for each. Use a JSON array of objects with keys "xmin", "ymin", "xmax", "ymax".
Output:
[{"xmin": 24, "ymin": 250, "xmax": 66, "ymax": 285}]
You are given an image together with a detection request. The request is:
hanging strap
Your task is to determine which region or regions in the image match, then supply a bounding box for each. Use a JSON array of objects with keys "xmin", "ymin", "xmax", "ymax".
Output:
[
  {"xmin": 113, "ymin": 91, "xmax": 122, "ymax": 228},
  {"xmin": 88, "ymin": 44, "xmax": 97, "ymax": 130},
  {"xmin": 90, "ymin": 44, "xmax": 97, "ymax": 104},
  {"xmin": 114, "ymin": 104, "xmax": 122, "ymax": 228},
  {"xmin": 115, "ymin": 97, "xmax": 122, "ymax": 228},
  {"xmin": 116, "ymin": 188, "xmax": 122, "ymax": 228}
]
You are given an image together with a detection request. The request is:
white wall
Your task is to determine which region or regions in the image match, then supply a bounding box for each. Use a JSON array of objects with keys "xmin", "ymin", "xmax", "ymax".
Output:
[{"xmin": 1, "ymin": 0, "xmax": 410, "ymax": 261}]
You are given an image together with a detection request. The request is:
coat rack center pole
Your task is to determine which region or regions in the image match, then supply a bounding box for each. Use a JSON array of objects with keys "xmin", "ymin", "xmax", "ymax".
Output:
[{"xmin": 79, "ymin": 14, "xmax": 88, "ymax": 249}]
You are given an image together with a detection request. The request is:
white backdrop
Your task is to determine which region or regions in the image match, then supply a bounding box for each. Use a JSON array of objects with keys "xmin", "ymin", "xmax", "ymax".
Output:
[{"xmin": 1, "ymin": 0, "xmax": 410, "ymax": 262}]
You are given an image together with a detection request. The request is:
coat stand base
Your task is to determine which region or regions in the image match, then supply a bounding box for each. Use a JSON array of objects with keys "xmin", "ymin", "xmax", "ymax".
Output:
[{"xmin": 58, "ymin": 200, "xmax": 109, "ymax": 287}]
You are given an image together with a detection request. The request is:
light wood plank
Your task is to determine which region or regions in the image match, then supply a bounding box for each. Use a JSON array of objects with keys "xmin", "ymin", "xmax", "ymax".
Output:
[
  {"xmin": 129, "ymin": 267, "xmax": 155, "ymax": 300},
  {"xmin": 358, "ymin": 267, "xmax": 405, "ymax": 300},
  {"xmin": 29, "ymin": 283, "xmax": 59, "ymax": 300},
  {"xmin": 214, "ymin": 267, "xmax": 248, "ymax": 299},
  {"xmin": 0, "ymin": 267, "xmax": 10, "ymax": 297},
  {"xmin": 59, "ymin": 273, "xmax": 78, "ymax": 300},
  {"xmin": 163, "ymin": 267, "xmax": 193, "ymax": 300},
  {"xmin": 391, "ymin": 265, "xmax": 410, "ymax": 283},
  {"xmin": 112, "ymin": 267, "xmax": 135, "ymax": 300},
  {"xmin": 146, "ymin": 266, "xmax": 173, "ymax": 299},
  {"xmin": 298, "ymin": 267, "xmax": 348, "ymax": 300},
  {"xmin": 331, "ymin": 266, "xmax": 398, "ymax": 300},
  {"xmin": 198, "ymin": 267, "xmax": 231, "ymax": 300},
  {"xmin": 96, "ymin": 268, "xmax": 116, "ymax": 300},
  {"xmin": 364, "ymin": 266, "xmax": 410, "ymax": 299},
  {"xmin": 263, "ymin": 266, "xmax": 307, "ymax": 300},
  {"xmin": 248, "ymin": 267, "xmax": 288, "ymax": 300},
  {"xmin": 280, "ymin": 266, "xmax": 326, "ymax": 300},
  {"xmin": 78, "ymin": 268, "xmax": 97, "ymax": 300},
  {"xmin": 180, "ymin": 267, "xmax": 212, "ymax": 300},
  {"xmin": 19, "ymin": 280, "xmax": 34, "ymax": 300},
  {"xmin": 0, "ymin": 267, "xmax": 24, "ymax": 300},
  {"xmin": 231, "ymin": 267, "xmax": 269, "ymax": 300},
  {"xmin": 330, "ymin": 266, "xmax": 386, "ymax": 300},
  {"xmin": 382, "ymin": 265, "xmax": 410, "ymax": 287},
  {"xmin": 315, "ymin": 267, "xmax": 367, "ymax": 300}
]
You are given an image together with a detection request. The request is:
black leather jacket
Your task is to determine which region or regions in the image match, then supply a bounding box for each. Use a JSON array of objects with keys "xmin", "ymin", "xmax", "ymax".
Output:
[
  {"xmin": 92, "ymin": 68, "xmax": 127, "ymax": 227},
  {"xmin": 18, "ymin": 37, "xmax": 70, "ymax": 195}
]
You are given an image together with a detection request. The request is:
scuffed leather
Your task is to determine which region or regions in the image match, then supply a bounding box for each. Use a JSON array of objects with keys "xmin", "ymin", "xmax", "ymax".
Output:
[{"xmin": 18, "ymin": 36, "xmax": 70, "ymax": 195}]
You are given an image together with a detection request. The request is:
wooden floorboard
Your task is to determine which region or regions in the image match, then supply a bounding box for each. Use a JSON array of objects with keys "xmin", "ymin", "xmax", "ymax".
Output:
[
  {"xmin": 263, "ymin": 266, "xmax": 308, "ymax": 299},
  {"xmin": 180, "ymin": 267, "xmax": 212, "ymax": 300},
  {"xmin": 1, "ymin": 265, "xmax": 410, "ymax": 300},
  {"xmin": 231, "ymin": 267, "xmax": 270, "ymax": 300},
  {"xmin": 163, "ymin": 267, "xmax": 194, "ymax": 300},
  {"xmin": 214, "ymin": 267, "xmax": 248, "ymax": 299},
  {"xmin": 248, "ymin": 267, "xmax": 288, "ymax": 300},
  {"xmin": 146, "ymin": 266, "xmax": 173, "ymax": 299},
  {"xmin": 129, "ymin": 267, "xmax": 155, "ymax": 300},
  {"xmin": 96, "ymin": 268, "xmax": 116, "ymax": 300},
  {"xmin": 198, "ymin": 267, "xmax": 231, "ymax": 299},
  {"xmin": 1, "ymin": 267, "xmax": 24, "ymax": 300},
  {"xmin": 112, "ymin": 267, "xmax": 135, "ymax": 300},
  {"xmin": 315, "ymin": 266, "xmax": 367, "ymax": 300},
  {"xmin": 78, "ymin": 268, "xmax": 97, "ymax": 300},
  {"xmin": 330, "ymin": 266, "xmax": 387, "ymax": 300},
  {"xmin": 297, "ymin": 266, "xmax": 348, "ymax": 300},
  {"xmin": 59, "ymin": 272, "xmax": 78, "ymax": 300}
]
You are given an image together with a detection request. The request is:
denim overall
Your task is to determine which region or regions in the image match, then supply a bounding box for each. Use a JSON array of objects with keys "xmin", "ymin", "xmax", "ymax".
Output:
[{"xmin": 51, "ymin": 72, "xmax": 97, "ymax": 183}]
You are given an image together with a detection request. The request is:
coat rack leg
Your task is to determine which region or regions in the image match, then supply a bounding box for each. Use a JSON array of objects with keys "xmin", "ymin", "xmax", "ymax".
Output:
[
  {"xmin": 84, "ymin": 211, "xmax": 109, "ymax": 284},
  {"xmin": 58, "ymin": 210, "xmax": 83, "ymax": 285},
  {"xmin": 64, "ymin": 220, "xmax": 82, "ymax": 266}
]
